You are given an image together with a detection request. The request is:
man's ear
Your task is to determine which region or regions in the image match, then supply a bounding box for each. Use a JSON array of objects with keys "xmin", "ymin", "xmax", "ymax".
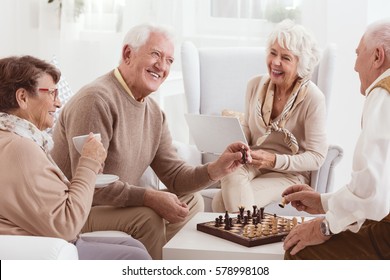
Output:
[
  {"xmin": 15, "ymin": 88, "xmax": 29, "ymax": 109},
  {"xmin": 122, "ymin": 44, "xmax": 132, "ymax": 64},
  {"xmin": 373, "ymin": 46, "xmax": 385, "ymax": 68}
]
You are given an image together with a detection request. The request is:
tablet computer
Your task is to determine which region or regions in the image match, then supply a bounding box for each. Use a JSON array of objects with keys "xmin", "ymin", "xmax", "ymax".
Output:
[{"xmin": 185, "ymin": 114, "xmax": 248, "ymax": 155}]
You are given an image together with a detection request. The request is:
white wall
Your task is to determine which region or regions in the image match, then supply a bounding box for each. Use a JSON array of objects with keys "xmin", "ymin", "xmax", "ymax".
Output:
[{"xmin": 1, "ymin": 0, "xmax": 389, "ymax": 192}]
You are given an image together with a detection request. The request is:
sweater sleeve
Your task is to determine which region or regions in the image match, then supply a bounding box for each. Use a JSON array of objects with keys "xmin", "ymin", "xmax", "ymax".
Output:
[{"xmin": 5, "ymin": 137, "xmax": 100, "ymax": 241}]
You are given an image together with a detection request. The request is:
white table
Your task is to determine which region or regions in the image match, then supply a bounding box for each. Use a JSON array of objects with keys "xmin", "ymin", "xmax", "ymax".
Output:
[{"xmin": 163, "ymin": 212, "xmax": 286, "ymax": 260}]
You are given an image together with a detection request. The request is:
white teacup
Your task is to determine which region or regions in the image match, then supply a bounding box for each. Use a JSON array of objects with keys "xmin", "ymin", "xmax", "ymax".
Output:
[{"xmin": 72, "ymin": 133, "xmax": 101, "ymax": 154}]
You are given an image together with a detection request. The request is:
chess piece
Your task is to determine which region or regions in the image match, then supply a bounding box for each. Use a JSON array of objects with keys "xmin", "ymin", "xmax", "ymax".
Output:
[
  {"xmin": 243, "ymin": 226, "xmax": 248, "ymax": 236},
  {"xmin": 263, "ymin": 226, "xmax": 270, "ymax": 236},
  {"xmin": 224, "ymin": 217, "xmax": 231, "ymax": 230},
  {"xmin": 292, "ymin": 217, "xmax": 298, "ymax": 227},
  {"xmin": 279, "ymin": 197, "xmax": 287, "ymax": 208},
  {"xmin": 215, "ymin": 217, "xmax": 220, "ymax": 227},
  {"xmin": 252, "ymin": 205, "xmax": 257, "ymax": 216},
  {"xmin": 241, "ymin": 148, "xmax": 248, "ymax": 164},
  {"xmin": 286, "ymin": 219, "xmax": 292, "ymax": 231},
  {"xmin": 238, "ymin": 206, "xmax": 245, "ymax": 218},
  {"xmin": 229, "ymin": 217, "xmax": 233, "ymax": 228},
  {"xmin": 224, "ymin": 211, "xmax": 229, "ymax": 223},
  {"xmin": 260, "ymin": 207, "xmax": 265, "ymax": 219}
]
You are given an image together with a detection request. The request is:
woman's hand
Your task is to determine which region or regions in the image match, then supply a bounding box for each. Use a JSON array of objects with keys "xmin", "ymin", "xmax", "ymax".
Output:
[
  {"xmin": 80, "ymin": 132, "xmax": 107, "ymax": 165},
  {"xmin": 250, "ymin": 149, "xmax": 276, "ymax": 169}
]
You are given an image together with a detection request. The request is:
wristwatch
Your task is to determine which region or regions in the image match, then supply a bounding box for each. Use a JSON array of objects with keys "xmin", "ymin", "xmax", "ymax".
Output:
[{"xmin": 320, "ymin": 218, "xmax": 333, "ymax": 236}]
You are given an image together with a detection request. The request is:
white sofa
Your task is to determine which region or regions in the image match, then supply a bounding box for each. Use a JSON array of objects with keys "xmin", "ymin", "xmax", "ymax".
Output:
[
  {"xmin": 0, "ymin": 235, "xmax": 78, "ymax": 260},
  {"xmin": 180, "ymin": 41, "xmax": 344, "ymax": 215},
  {"xmin": 0, "ymin": 231, "xmax": 137, "ymax": 260}
]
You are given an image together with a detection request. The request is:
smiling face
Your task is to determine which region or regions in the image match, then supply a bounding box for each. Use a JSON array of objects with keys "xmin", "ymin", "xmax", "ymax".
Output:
[
  {"xmin": 123, "ymin": 32, "xmax": 174, "ymax": 99},
  {"xmin": 266, "ymin": 42, "xmax": 299, "ymax": 90},
  {"xmin": 23, "ymin": 74, "xmax": 61, "ymax": 130}
]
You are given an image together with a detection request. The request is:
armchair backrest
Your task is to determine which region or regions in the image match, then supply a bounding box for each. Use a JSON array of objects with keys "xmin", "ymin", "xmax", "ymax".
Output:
[
  {"xmin": 181, "ymin": 41, "xmax": 337, "ymax": 118},
  {"xmin": 181, "ymin": 41, "xmax": 342, "ymax": 194}
]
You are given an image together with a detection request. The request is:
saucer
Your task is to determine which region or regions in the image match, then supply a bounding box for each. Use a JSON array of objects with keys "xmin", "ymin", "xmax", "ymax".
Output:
[{"xmin": 95, "ymin": 174, "xmax": 119, "ymax": 188}]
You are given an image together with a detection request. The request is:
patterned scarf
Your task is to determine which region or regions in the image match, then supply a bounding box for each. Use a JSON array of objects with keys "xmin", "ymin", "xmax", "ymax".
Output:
[
  {"xmin": 0, "ymin": 112, "xmax": 69, "ymax": 183},
  {"xmin": 255, "ymin": 77, "xmax": 309, "ymax": 154}
]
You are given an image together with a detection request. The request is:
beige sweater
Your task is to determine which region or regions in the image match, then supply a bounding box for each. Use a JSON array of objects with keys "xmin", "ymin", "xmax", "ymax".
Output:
[
  {"xmin": 51, "ymin": 70, "xmax": 213, "ymax": 207},
  {"xmin": 0, "ymin": 131, "xmax": 100, "ymax": 241},
  {"xmin": 243, "ymin": 75, "xmax": 328, "ymax": 182}
]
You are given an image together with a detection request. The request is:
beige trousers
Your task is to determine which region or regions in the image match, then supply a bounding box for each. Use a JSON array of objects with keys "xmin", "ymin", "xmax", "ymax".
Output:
[
  {"xmin": 81, "ymin": 191, "xmax": 204, "ymax": 260},
  {"xmin": 212, "ymin": 164, "xmax": 306, "ymax": 212}
]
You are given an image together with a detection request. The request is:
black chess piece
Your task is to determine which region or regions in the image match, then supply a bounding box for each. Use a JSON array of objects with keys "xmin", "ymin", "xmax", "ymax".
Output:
[
  {"xmin": 224, "ymin": 211, "xmax": 229, "ymax": 223},
  {"xmin": 252, "ymin": 205, "xmax": 257, "ymax": 216},
  {"xmin": 238, "ymin": 206, "xmax": 245, "ymax": 218},
  {"xmin": 229, "ymin": 217, "xmax": 233, "ymax": 228},
  {"xmin": 224, "ymin": 217, "xmax": 231, "ymax": 230},
  {"xmin": 241, "ymin": 148, "xmax": 248, "ymax": 164},
  {"xmin": 215, "ymin": 217, "xmax": 220, "ymax": 227},
  {"xmin": 260, "ymin": 207, "xmax": 265, "ymax": 219}
]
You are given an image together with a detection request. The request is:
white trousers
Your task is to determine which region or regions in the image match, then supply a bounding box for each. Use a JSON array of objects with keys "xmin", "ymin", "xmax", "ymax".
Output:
[{"xmin": 212, "ymin": 165, "xmax": 307, "ymax": 212}]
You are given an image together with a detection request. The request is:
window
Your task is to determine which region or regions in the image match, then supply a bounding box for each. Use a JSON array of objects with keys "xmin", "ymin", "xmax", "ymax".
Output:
[
  {"xmin": 210, "ymin": 0, "xmax": 302, "ymax": 22},
  {"xmin": 62, "ymin": 0, "xmax": 125, "ymax": 32},
  {"xmin": 192, "ymin": 0, "xmax": 302, "ymax": 41}
]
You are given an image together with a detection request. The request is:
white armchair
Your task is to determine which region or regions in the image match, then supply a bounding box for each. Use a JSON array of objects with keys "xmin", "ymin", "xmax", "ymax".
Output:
[{"xmin": 181, "ymin": 41, "xmax": 343, "ymax": 215}]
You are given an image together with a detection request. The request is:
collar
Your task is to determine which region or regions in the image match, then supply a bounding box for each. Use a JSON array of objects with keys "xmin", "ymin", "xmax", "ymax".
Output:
[
  {"xmin": 0, "ymin": 112, "xmax": 53, "ymax": 153},
  {"xmin": 114, "ymin": 68, "xmax": 144, "ymax": 102},
  {"xmin": 365, "ymin": 68, "xmax": 390, "ymax": 96}
]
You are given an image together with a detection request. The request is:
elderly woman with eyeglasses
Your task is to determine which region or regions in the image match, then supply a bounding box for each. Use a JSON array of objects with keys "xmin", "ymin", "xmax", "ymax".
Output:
[
  {"xmin": 0, "ymin": 56, "xmax": 151, "ymax": 259},
  {"xmin": 212, "ymin": 19, "xmax": 328, "ymax": 213}
]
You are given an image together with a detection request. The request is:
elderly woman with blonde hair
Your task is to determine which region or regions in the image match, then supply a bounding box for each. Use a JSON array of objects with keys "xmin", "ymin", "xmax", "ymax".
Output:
[{"xmin": 213, "ymin": 19, "xmax": 328, "ymax": 212}]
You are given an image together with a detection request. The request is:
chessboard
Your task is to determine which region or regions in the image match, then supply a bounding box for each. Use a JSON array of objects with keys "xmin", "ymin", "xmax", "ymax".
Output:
[{"xmin": 197, "ymin": 206, "xmax": 300, "ymax": 247}]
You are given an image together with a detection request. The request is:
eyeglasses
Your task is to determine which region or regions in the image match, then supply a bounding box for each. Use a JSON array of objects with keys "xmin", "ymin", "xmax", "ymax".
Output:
[{"xmin": 38, "ymin": 88, "xmax": 59, "ymax": 101}]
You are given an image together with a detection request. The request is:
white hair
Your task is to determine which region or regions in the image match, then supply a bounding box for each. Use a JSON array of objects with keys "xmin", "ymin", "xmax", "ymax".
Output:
[
  {"xmin": 120, "ymin": 23, "xmax": 175, "ymax": 62},
  {"xmin": 266, "ymin": 19, "xmax": 321, "ymax": 79},
  {"xmin": 364, "ymin": 19, "xmax": 390, "ymax": 62}
]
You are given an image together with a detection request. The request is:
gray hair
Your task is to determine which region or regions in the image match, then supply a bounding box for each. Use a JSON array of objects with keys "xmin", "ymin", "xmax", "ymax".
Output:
[
  {"xmin": 364, "ymin": 19, "xmax": 390, "ymax": 62},
  {"xmin": 266, "ymin": 19, "xmax": 321, "ymax": 79},
  {"xmin": 120, "ymin": 23, "xmax": 175, "ymax": 62}
]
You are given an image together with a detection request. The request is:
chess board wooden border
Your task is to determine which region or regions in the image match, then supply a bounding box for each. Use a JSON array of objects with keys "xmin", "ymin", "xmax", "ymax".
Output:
[{"xmin": 196, "ymin": 212, "xmax": 291, "ymax": 247}]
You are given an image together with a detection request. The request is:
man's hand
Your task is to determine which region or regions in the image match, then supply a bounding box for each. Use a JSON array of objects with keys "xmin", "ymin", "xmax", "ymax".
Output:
[
  {"xmin": 144, "ymin": 189, "xmax": 189, "ymax": 223},
  {"xmin": 207, "ymin": 142, "xmax": 252, "ymax": 181},
  {"xmin": 282, "ymin": 184, "xmax": 325, "ymax": 215},
  {"xmin": 283, "ymin": 217, "xmax": 331, "ymax": 255}
]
